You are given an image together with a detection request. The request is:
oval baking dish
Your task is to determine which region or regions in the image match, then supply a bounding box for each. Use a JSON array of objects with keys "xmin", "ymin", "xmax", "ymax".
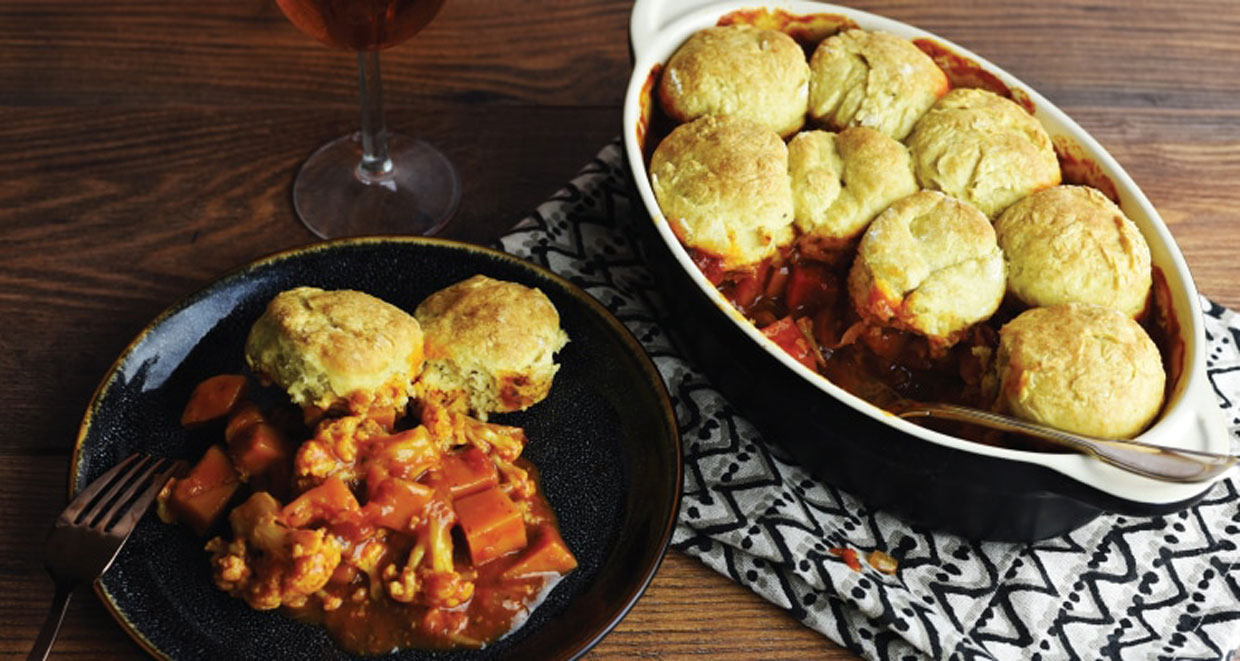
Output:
[{"xmin": 623, "ymin": 0, "xmax": 1233, "ymax": 540}]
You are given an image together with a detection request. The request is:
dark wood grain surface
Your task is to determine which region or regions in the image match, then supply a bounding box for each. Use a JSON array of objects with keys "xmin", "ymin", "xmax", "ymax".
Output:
[{"xmin": 2, "ymin": 1, "xmax": 1237, "ymax": 659}]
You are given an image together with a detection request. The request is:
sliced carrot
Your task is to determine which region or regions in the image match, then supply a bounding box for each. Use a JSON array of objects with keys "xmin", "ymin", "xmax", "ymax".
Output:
[
  {"xmin": 180, "ymin": 374, "xmax": 248, "ymax": 427},
  {"xmin": 454, "ymin": 486, "xmax": 527, "ymax": 565},
  {"xmin": 438, "ymin": 446, "xmax": 499, "ymax": 499},
  {"xmin": 362, "ymin": 478, "xmax": 434, "ymax": 531},
  {"xmin": 281, "ymin": 475, "xmax": 359, "ymax": 528},
  {"xmin": 168, "ymin": 445, "xmax": 239, "ymax": 536},
  {"xmin": 502, "ymin": 526, "xmax": 578, "ymax": 579}
]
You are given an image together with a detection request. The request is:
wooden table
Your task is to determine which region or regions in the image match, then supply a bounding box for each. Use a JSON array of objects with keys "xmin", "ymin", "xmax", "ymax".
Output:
[{"xmin": 2, "ymin": 1, "xmax": 1236, "ymax": 658}]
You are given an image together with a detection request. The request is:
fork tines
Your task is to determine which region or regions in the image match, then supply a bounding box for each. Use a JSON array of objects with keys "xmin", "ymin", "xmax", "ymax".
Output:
[{"xmin": 63, "ymin": 453, "xmax": 183, "ymax": 532}]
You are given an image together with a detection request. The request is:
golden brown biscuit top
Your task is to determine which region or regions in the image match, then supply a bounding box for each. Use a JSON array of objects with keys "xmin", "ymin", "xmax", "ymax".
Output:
[
  {"xmin": 787, "ymin": 127, "xmax": 918, "ymax": 245},
  {"xmin": 808, "ymin": 29, "xmax": 949, "ymax": 140},
  {"xmin": 244, "ymin": 287, "xmax": 424, "ymax": 409},
  {"xmin": 414, "ymin": 274, "xmax": 568, "ymax": 372},
  {"xmin": 849, "ymin": 191, "xmax": 1005, "ymax": 343},
  {"xmin": 650, "ymin": 115, "xmax": 795, "ymax": 270},
  {"xmin": 659, "ymin": 24, "xmax": 810, "ymax": 137},
  {"xmin": 907, "ymin": 88, "xmax": 1060, "ymax": 218},
  {"xmin": 995, "ymin": 185, "xmax": 1152, "ymax": 318},
  {"xmin": 855, "ymin": 191, "xmax": 999, "ymax": 299},
  {"xmin": 996, "ymin": 303, "xmax": 1165, "ymax": 438}
]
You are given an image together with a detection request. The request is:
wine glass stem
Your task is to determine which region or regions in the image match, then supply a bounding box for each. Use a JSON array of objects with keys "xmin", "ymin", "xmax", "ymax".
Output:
[{"xmin": 356, "ymin": 51, "xmax": 393, "ymax": 179}]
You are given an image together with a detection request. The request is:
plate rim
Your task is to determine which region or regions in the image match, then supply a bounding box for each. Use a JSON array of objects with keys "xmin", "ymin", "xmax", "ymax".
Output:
[{"xmin": 69, "ymin": 235, "xmax": 684, "ymax": 660}]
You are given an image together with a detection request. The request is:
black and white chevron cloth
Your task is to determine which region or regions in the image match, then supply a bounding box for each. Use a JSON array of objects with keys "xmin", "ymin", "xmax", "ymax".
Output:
[{"xmin": 497, "ymin": 140, "xmax": 1240, "ymax": 661}]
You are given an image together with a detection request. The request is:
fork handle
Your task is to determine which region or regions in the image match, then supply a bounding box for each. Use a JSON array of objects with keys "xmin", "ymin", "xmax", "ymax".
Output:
[{"xmin": 28, "ymin": 581, "xmax": 73, "ymax": 661}]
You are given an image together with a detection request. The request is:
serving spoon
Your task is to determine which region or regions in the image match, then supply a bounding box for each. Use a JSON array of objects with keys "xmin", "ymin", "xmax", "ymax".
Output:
[{"xmin": 879, "ymin": 397, "xmax": 1236, "ymax": 483}]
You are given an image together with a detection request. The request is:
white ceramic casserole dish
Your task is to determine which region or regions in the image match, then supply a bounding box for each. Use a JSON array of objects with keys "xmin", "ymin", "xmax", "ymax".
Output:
[{"xmin": 622, "ymin": 0, "xmax": 1233, "ymax": 539}]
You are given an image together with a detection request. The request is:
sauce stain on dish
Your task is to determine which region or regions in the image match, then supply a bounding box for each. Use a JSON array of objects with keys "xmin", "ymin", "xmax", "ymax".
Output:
[
  {"xmin": 636, "ymin": 63, "xmax": 660, "ymax": 159},
  {"xmin": 1151, "ymin": 267, "xmax": 1185, "ymax": 402},
  {"xmin": 1053, "ymin": 134, "xmax": 1121, "ymax": 203},
  {"xmin": 717, "ymin": 7, "xmax": 857, "ymax": 53},
  {"xmin": 913, "ymin": 38, "xmax": 1036, "ymax": 115}
]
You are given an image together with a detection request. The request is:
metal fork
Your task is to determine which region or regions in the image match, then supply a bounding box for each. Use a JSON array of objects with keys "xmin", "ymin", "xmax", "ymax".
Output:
[{"xmin": 28, "ymin": 452, "xmax": 186, "ymax": 661}]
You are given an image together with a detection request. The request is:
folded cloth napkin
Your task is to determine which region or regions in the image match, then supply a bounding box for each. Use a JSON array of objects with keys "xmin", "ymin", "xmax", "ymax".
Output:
[{"xmin": 497, "ymin": 140, "xmax": 1240, "ymax": 661}]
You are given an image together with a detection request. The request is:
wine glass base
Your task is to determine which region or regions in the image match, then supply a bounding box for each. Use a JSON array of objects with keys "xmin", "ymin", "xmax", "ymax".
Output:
[{"xmin": 292, "ymin": 132, "xmax": 461, "ymax": 239}]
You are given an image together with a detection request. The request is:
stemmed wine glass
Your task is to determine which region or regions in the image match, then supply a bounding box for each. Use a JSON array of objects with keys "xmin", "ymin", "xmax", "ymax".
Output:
[{"xmin": 276, "ymin": 0, "xmax": 460, "ymax": 238}]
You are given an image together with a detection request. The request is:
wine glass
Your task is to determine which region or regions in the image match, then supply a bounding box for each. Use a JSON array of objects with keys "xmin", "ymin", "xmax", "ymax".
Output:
[{"xmin": 276, "ymin": 0, "xmax": 460, "ymax": 238}]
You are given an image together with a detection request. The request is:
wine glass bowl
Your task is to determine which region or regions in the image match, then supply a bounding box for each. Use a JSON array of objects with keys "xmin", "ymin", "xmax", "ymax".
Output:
[
  {"xmin": 276, "ymin": 0, "xmax": 459, "ymax": 238},
  {"xmin": 275, "ymin": 0, "xmax": 446, "ymax": 52}
]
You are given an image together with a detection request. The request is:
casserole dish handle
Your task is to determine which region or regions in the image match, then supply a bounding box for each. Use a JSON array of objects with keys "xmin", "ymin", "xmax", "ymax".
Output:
[{"xmin": 631, "ymin": 0, "xmax": 724, "ymax": 61}]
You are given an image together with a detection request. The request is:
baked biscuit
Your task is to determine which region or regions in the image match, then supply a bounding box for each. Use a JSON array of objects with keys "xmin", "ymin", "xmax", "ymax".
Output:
[
  {"xmin": 849, "ymin": 191, "xmax": 1005, "ymax": 345},
  {"xmin": 808, "ymin": 29, "xmax": 948, "ymax": 140},
  {"xmin": 659, "ymin": 25, "xmax": 810, "ymax": 137},
  {"xmin": 787, "ymin": 127, "xmax": 917, "ymax": 251},
  {"xmin": 651, "ymin": 115, "xmax": 796, "ymax": 270},
  {"xmin": 907, "ymin": 88, "xmax": 1061, "ymax": 218},
  {"xmin": 414, "ymin": 275, "xmax": 568, "ymax": 418},
  {"xmin": 995, "ymin": 185, "xmax": 1152, "ymax": 318},
  {"xmin": 996, "ymin": 304, "xmax": 1165, "ymax": 438},
  {"xmin": 245, "ymin": 287, "xmax": 423, "ymax": 413}
]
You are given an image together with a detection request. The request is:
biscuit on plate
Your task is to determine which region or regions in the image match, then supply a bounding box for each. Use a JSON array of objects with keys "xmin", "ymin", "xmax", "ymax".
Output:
[
  {"xmin": 414, "ymin": 275, "xmax": 568, "ymax": 418},
  {"xmin": 848, "ymin": 191, "xmax": 1005, "ymax": 345},
  {"xmin": 659, "ymin": 24, "xmax": 810, "ymax": 137},
  {"xmin": 808, "ymin": 29, "xmax": 948, "ymax": 140},
  {"xmin": 650, "ymin": 115, "xmax": 795, "ymax": 270},
  {"xmin": 787, "ymin": 127, "xmax": 917, "ymax": 252},
  {"xmin": 245, "ymin": 287, "xmax": 423, "ymax": 414},
  {"xmin": 995, "ymin": 185, "xmax": 1152, "ymax": 318},
  {"xmin": 995, "ymin": 303, "xmax": 1165, "ymax": 438},
  {"xmin": 907, "ymin": 88, "xmax": 1060, "ymax": 218}
]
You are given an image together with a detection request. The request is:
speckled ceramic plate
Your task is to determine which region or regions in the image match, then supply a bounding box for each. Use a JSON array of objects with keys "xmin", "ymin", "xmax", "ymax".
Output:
[{"xmin": 70, "ymin": 237, "xmax": 682, "ymax": 660}]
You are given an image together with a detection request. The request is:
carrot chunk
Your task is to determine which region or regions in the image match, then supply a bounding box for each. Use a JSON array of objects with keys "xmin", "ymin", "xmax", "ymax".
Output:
[
  {"xmin": 761, "ymin": 316, "xmax": 817, "ymax": 370},
  {"xmin": 362, "ymin": 478, "xmax": 434, "ymax": 531},
  {"xmin": 167, "ymin": 445, "xmax": 239, "ymax": 536},
  {"xmin": 454, "ymin": 486, "xmax": 527, "ymax": 565},
  {"xmin": 785, "ymin": 262, "xmax": 838, "ymax": 314},
  {"xmin": 362, "ymin": 427, "xmax": 440, "ymax": 486},
  {"xmin": 439, "ymin": 446, "xmax": 499, "ymax": 499},
  {"xmin": 502, "ymin": 526, "xmax": 578, "ymax": 579},
  {"xmin": 224, "ymin": 402, "xmax": 265, "ymax": 445},
  {"xmin": 281, "ymin": 475, "xmax": 360, "ymax": 528},
  {"xmin": 228, "ymin": 421, "xmax": 290, "ymax": 481},
  {"xmin": 180, "ymin": 375, "xmax": 248, "ymax": 427}
]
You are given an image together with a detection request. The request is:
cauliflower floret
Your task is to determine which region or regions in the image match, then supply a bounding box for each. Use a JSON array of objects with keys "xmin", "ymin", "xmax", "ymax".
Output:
[
  {"xmin": 461, "ymin": 416, "xmax": 527, "ymax": 462},
  {"xmin": 492, "ymin": 456, "xmax": 534, "ymax": 501},
  {"xmin": 421, "ymin": 401, "xmax": 527, "ymax": 462},
  {"xmin": 420, "ymin": 398, "xmax": 467, "ymax": 450},
  {"xmin": 206, "ymin": 492, "xmax": 343, "ymax": 611},
  {"xmin": 293, "ymin": 415, "xmax": 387, "ymax": 489},
  {"xmin": 381, "ymin": 499, "xmax": 474, "ymax": 609}
]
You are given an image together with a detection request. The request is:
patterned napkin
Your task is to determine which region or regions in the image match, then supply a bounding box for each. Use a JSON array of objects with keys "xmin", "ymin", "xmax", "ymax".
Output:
[{"xmin": 496, "ymin": 141, "xmax": 1240, "ymax": 661}]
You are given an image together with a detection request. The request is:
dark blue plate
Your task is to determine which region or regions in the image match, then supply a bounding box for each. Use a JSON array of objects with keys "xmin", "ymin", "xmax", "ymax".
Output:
[{"xmin": 70, "ymin": 237, "xmax": 682, "ymax": 660}]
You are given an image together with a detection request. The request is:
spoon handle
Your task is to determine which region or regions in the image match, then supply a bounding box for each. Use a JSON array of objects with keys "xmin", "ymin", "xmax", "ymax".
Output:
[{"xmin": 896, "ymin": 402, "xmax": 1237, "ymax": 483}]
